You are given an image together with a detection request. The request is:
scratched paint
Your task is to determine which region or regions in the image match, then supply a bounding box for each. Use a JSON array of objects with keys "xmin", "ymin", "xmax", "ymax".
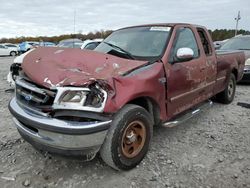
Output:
[{"xmin": 22, "ymin": 47, "xmax": 148, "ymax": 88}]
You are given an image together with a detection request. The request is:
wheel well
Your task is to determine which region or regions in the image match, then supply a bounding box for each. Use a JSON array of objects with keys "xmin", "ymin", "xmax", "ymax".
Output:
[
  {"xmin": 232, "ymin": 68, "xmax": 238, "ymax": 80},
  {"xmin": 128, "ymin": 97, "xmax": 161, "ymax": 125}
]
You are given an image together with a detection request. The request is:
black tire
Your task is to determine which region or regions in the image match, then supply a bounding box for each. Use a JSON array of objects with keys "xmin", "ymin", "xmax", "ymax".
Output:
[
  {"xmin": 216, "ymin": 73, "xmax": 236, "ymax": 104},
  {"xmin": 10, "ymin": 51, "xmax": 16, "ymax": 56},
  {"xmin": 100, "ymin": 104, "xmax": 153, "ymax": 170}
]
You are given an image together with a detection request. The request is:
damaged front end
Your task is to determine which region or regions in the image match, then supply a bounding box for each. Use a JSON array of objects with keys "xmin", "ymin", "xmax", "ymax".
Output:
[
  {"xmin": 9, "ymin": 76, "xmax": 112, "ymax": 160},
  {"xmin": 8, "ymin": 47, "xmax": 165, "ymax": 159}
]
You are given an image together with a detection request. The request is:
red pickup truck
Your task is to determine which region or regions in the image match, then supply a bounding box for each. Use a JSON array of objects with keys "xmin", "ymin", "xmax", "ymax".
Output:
[{"xmin": 8, "ymin": 23, "xmax": 245, "ymax": 170}]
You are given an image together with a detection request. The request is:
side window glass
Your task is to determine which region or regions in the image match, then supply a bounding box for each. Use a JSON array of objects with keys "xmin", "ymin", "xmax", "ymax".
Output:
[
  {"xmin": 169, "ymin": 27, "xmax": 199, "ymax": 63},
  {"xmin": 197, "ymin": 29, "xmax": 212, "ymax": 56}
]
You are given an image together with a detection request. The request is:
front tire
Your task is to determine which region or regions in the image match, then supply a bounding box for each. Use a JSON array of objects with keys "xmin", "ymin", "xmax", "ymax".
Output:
[
  {"xmin": 216, "ymin": 73, "xmax": 236, "ymax": 104},
  {"xmin": 100, "ymin": 104, "xmax": 153, "ymax": 170}
]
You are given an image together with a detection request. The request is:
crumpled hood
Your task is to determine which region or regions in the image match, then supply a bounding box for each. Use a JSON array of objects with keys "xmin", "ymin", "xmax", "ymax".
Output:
[{"xmin": 22, "ymin": 47, "xmax": 148, "ymax": 88}]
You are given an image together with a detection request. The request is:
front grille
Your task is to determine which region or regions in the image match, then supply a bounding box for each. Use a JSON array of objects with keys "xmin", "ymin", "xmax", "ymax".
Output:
[
  {"xmin": 242, "ymin": 73, "xmax": 250, "ymax": 81},
  {"xmin": 244, "ymin": 69, "xmax": 250, "ymax": 73},
  {"xmin": 16, "ymin": 78, "xmax": 56, "ymax": 110}
]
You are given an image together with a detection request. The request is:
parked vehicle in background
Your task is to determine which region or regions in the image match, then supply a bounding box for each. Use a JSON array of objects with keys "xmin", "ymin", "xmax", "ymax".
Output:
[
  {"xmin": 19, "ymin": 41, "xmax": 39, "ymax": 53},
  {"xmin": 0, "ymin": 44, "xmax": 18, "ymax": 56},
  {"xmin": 57, "ymin": 38, "xmax": 83, "ymax": 48},
  {"xmin": 8, "ymin": 23, "xmax": 245, "ymax": 170},
  {"xmin": 57, "ymin": 38, "xmax": 103, "ymax": 49},
  {"xmin": 220, "ymin": 35, "xmax": 250, "ymax": 82},
  {"xmin": 39, "ymin": 42, "xmax": 56, "ymax": 47},
  {"xmin": 213, "ymin": 39, "xmax": 228, "ymax": 50},
  {"xmin": 81, "ymin": 39, "xmax": 103, "ymax": 50},
  {"xmin": 3, "ymin": 43, "xmax": 20, "ymax": 54},
  {"xmin": 3, "ymin": 43, "xmax": 20, "ymax": 53}
]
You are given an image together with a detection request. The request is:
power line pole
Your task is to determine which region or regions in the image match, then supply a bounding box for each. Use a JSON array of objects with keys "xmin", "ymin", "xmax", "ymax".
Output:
[
  {"xmin": 74, "ymin": 9, "xmax": 76, "ymax": 35},
  {"xmin": 234, "ymin": 11, "xmax": 241, "ymax": 36},
  {"xmin": 73, "ymin": 9, "xmax": 76, "ymax": 48}
]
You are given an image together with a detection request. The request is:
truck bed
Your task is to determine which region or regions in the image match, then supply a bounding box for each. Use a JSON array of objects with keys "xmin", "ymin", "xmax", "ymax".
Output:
[{"xmin": 214, "ymin": 50, "xmax": 245, "ymax": 94}]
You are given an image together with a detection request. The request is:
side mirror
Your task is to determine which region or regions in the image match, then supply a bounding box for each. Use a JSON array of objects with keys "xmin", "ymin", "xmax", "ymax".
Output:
[{"xmin": 176, "ymin": 47, "xmax": 194, "ymax": 62}]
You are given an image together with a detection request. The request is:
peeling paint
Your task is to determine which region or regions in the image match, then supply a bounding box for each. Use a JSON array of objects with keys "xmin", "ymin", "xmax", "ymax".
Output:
[
  {"xmin": 59, "ymin": 68, "xmax": 92, "ymax": 76},
  {"xmin": 43, "ymin": 77, "xmax": 55, "ymax": 87},
  {"xmin": 113, "ymin": 63, "xmax": 120, "ymax": 69},
  {"xmin": 54, "ymin": 49, "xmax": 64, "ymax": 54},
  {"xmin": 22, "ymin": 47, "xmax": 149, "ymax": 88}
]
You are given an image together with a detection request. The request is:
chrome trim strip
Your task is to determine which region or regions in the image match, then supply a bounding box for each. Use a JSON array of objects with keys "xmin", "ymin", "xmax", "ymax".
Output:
[
  {"xmin": 216, "ymin": 76, "xmax": 226, "ymax": 81},
  {"xmin": 16, "ymin": 78, "xmax": 46, "ymax": 95}
]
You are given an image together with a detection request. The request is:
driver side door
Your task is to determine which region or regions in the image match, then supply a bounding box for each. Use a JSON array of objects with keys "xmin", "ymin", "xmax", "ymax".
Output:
[{"xmin": 166, "ymin": 26, "xmax": 207, "ymax": 117}]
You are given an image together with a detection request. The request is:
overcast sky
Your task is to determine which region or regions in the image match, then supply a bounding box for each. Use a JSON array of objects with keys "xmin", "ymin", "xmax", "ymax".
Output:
[{"xmin": 0, "ymin": 0, "xmax": 249, "ymax": 38}]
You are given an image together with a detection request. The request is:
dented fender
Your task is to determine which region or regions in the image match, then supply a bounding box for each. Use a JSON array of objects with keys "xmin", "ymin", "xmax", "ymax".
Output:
[{"xmin": 103, "ymin": 63, "xmax": 167, "ymax": 120}]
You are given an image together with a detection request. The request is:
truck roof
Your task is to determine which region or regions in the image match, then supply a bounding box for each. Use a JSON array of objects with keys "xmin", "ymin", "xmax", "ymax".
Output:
[{"xmin": 119, "ymin": 23, "xmax": 206, "ymax": 30}]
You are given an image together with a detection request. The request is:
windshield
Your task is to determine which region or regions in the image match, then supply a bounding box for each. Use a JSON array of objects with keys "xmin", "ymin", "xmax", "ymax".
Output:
[
  {"xmin": 95, "ymin": 26, "xmax": 172, "ymax": 60},
  {"xmin": 220, "ymin": 37, "xmax": 250, "ymax": 50}
]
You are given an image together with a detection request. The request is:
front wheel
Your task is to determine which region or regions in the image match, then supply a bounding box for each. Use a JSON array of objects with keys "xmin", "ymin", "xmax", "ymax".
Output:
[
  {"xmin": 100, "ymin": 104, "xmax": 153, "ymax": 170},
  {"xmin": 216, "ymin": 73, "xmax": 236, "ymax": 104}
]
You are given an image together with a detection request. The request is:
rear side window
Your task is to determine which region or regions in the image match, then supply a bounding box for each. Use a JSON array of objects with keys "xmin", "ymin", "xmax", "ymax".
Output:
[
  {"xmin": 197, "ymin": 28, "xmax": 212, "ymax": 56},
  {"xmin": 169, "ymin": 27, "xmax": 199, "ymax": 63}
]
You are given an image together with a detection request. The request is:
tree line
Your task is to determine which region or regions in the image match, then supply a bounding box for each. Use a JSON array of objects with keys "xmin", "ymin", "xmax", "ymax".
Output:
[
  {"xmin": 209, "ymin": 29, "xmax": 250, "ymax": 41},
  {"xmin": 0, "ymin": 30, "xmax": 113, "ymax": 44},
  {"xmin": 0, "ymin": 29, "xmax": 249, "ymax": 44}
]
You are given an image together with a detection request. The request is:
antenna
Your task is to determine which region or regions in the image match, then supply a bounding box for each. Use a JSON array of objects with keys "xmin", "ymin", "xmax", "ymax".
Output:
[
  {"xmin": 73, "ymin": 9, "xmax": 76, "ymax": 48},
  {"xmin": 234, "ymin": 11, "xmax": 241, "ymax": 36},
  {"xmin": 74, "ymin": 9, "xmax": 76, "ymax": 35}
]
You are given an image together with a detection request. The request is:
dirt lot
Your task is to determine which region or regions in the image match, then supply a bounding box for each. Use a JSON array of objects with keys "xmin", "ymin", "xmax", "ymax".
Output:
[{"xmin": 0, "ymin": 56, "xmax": 249, "ymax": 188}]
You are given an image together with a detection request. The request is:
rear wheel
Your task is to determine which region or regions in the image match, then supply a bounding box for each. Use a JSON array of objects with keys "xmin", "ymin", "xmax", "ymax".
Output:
[
  {"xmin": 216, "ymin": 73, "xmax": 236, "ymax": 104},
  {"xmin": 10, "ymin": 51, "xmax": 16, "ymax": 56},
  {"xmin": 100, "ymin": 104, "xmax": 153, "ymax": 170}
]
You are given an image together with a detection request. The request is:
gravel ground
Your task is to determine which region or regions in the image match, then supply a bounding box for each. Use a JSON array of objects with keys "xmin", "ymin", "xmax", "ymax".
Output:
[{"xmin": 0, "ymin": 56, "xmax": 249, "ymax": 188}]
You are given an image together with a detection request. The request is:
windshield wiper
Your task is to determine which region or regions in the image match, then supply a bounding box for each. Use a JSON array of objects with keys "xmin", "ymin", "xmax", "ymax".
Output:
[
  {"xmin": 103, "ymin": 42, "xmax": 135, "ymax": 59},
  {"xmin": 238, "ymin": 48, "xmax": 250, "ymax": 50}
]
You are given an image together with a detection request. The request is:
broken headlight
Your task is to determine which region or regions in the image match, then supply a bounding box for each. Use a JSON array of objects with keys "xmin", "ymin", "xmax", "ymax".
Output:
[
  {"xmin": 245, "ymin": 58, "xmax": 250, "ymax": 66},
  {"xmin": 60, "ymin": 90, "xmax": 87, "ymax": 104},
  {"xmin": 53, "ymin": 86, "xmax": 107, "ymax": 112},
  {"xmin": 84, "ymin": 85, "xmax": 104, "ymax": 107}
]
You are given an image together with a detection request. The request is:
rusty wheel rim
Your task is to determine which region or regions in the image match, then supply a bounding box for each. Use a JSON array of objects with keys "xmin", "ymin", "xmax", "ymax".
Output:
[
  {"xmin": 121, "ymin": 120, "xmax": 146, "ymax": 158},
  {"xmin": 228, "ymin": 79, "xmax": 234, "ymax": 98}
]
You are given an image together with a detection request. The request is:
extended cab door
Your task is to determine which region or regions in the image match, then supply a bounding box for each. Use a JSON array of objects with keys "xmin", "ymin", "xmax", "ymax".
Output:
[
  {"xmin": 166, "ymin": 26, "xmax": 208, "ymax": 117},
  {"xmin": 196, "ymin": 27, "xmax": 217, "ymax": 97}
]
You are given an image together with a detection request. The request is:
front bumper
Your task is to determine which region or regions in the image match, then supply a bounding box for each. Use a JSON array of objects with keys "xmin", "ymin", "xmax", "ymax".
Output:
[
  {"xmin": 8, "ymin": 98, "xmax": 111, "ymax": 158},
  {"xmin": 240, "ymin": 66, "xmax": 250, "ymax": 82}
]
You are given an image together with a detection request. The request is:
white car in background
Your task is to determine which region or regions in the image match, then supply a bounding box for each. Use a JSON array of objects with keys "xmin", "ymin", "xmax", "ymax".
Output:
[
  {"xmin": 3, "ymin": 43, "xmax": 20, "ymax": 55},
  {"xmin": 58, "ymin": 38, "xmax": 103, "ymax": 49},
  {"xmin": 0, "ymin": 44, "xmax": 18, "ymax": 56},
  {"xmin": 80, "ymin": 39, "xmax": 103, "ymax": 50}
]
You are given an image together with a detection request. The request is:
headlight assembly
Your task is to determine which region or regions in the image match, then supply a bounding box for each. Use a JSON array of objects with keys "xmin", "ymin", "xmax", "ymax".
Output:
[
  {"xmin": 245, "ymin": 58, "xmax": 250, "ymax": 66},
  {"xmin": 60, "ymin": 90, "xmax": 87, "ymax": 104},
  {"xmin": 53, "ymin": 85, "xmax": 107, "ymax": 112}
]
